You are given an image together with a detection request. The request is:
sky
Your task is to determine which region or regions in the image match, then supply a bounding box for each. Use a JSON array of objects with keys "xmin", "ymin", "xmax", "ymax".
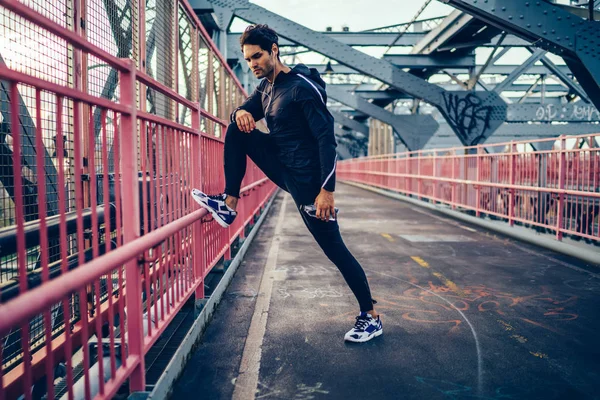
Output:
[
  {"xmin": 243, "ymin": 0, "xmax": 456, "ymax": 32},
  {"xmin": 229, "ymin": 0, "xmax": 567, "ymax": 86}
]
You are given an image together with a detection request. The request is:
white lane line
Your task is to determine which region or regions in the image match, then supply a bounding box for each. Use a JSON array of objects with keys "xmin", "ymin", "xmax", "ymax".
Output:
[{"xmin": 232, "ymin": 194, "xmax": 288, "ymax": 400}]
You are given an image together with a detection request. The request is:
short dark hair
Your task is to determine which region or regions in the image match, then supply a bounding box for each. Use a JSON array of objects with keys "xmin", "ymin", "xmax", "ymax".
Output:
[{"xmin": 240, "ymin": 24, "xmax": 279, "ymax": 58}]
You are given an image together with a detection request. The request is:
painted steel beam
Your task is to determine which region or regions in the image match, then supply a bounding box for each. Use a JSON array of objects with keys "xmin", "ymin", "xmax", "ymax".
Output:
[
  {"xmin": 306, "ymin": 63, "xmax": 573, "ymax": 76},
  {"xmin": 441, "ymin": 0, "xmax": 600, "ymax": 109},
  {"xmin": 213, "ymin": 0, "xmax": 506, "ymax": 146},
  {"xmin": 380, "ymin": 53, "xmax": 475, "ymax": 69},
  {"xmin": 493, "ymin": 49, "xmax": 547, "ymax": 93},
  {"xmin": 507, "ymin": 103, "xmax": 600, "ymax": 123},
  {"xmin": 227, "ymin": 32, "xmax": 427, "ymax": 50},
  {"xmin": 534, "ymin": 50, "xmax": 589, "ymax": 101},
  {"xmin": 229, "ymin": 31, "xmax": 531, "ymax": 49},
  {"xmin": 349, "ymin": 84, "xmax": 570, "ymax": 100},
  {"xmin": 329, "ymin": 109, "xmax": 369, "ymax": 135},
  {"xmin": 411, "ymin": 10, "xmax": 474, "ymax": 54},
  {"xmin": 327, "ymin": 85, "xmax": 439, "ymax": 150},
  {"xmin": 427, "ymin": 121, "xmax": 600, "ymax": 150}
]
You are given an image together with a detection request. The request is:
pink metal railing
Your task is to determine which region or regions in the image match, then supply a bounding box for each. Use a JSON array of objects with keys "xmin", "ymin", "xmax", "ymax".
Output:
[
  {"xmin": 339, "ymin": 134, "xmax": 600, "ymax": 243},
  {"xmin": 0, "ymin": 0, "xmax": 275, "ymax": 399}
]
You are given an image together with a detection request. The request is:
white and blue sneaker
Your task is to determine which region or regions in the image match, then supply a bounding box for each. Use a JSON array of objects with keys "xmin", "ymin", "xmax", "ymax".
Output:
[
  {"xmin": 344, "ymin": 312, "xmax": 383, "ymax": 343},
  {"xmin": 191, "ymin": 189, "xmax": 237, "ymax": 228}
]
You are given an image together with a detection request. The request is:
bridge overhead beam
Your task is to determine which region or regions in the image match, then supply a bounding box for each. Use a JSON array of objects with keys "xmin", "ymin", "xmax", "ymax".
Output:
[
  {"xmin": 226, "ymin": 32, "xmax": 425, "ymax": 52},
  {"xmin": 329, "ymin": 110, "xmax": 369, "ymax": 135},
  {"xmin": 305, "ymin": 63, "xmax": 573, "ymax": 76},
  {"xmin": 213, "ymin": 0, "xmax": 506, "ymax": 146},
  {"xmin": 228, "ymin": 32, "xmax": 530, "ymax": 49},
  {"xmin": 507, "ymin": 103, "xmax": 600, "ymax": 123},
  {"xmin": 327, "ymin": 86, "xmax": 439, "ymax": 150},
  {"xmin": 534, "ymin": 49, "xmax": 589, "ymax": 101},
  {"xmin": 441, "ymin": 0, "xmax": 600, "ymax": 110},
  {"xmin": 493, "ymin": 48, "xmax": 547, "ymax": 93},
  {"xmin": 411, "ymin": 10, "xmax": 474, "ymax": 54},
  {"xmin": 348, "ymin": 84, "xmax": 571, "ymax": 101},
  {"xmin": 380, "ymin": 53, "xmax": 476, "ymax": 69}
]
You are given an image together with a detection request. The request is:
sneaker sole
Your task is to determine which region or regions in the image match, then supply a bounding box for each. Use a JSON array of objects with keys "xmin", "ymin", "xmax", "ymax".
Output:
[
  {"xmin": 344, "ymin": 328, "xmax": 383, "ymax": 343},
  {"xmin": 191, "ymin": 192, "xmax": 231, "ymax": 229}
]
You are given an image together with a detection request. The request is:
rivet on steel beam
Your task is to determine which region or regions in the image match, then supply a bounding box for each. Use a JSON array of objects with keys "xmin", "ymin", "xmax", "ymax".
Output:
[
  {"xmin": 525, "ymin": 1, "xmax": 530, "ymax": 5},
  {"xmin": 491, "ymin": 7, "xmax": 495, "ymax": 11},
  {"xmin": 501, "ymin": 7, "xmax": 506, "ymax": 11},
  {"xmin": 551, "ymin": 29, "xmax": 556, "ymax": 33},
  {"xmin": 543, "ymin": 11, "xmax": 548, "ymax": 14},
  {"xmin": 538, "ymin": 23, "xmax": 542, "ymax": 27},
  {"xmin": 527, "ymin": 24, "xmax": 531, "ymax": 27},
  {"xmin": 508, "ymin": 15, "xmax": 513, "ymax": 19}
]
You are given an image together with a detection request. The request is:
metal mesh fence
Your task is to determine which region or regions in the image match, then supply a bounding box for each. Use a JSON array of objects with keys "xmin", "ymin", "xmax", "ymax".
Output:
[
  {"xmin": 145, "ymin": 0, "xmax": 175, "ymax": 120},
  {"xmin": 0, "ymin": 0, "xmax": 75, "ymax": 278},
  {"xmin": 212, "ymin": 54, "xmax": 221, "ymax": 136},
  {"xmin": 177, "ymin": 6, "xmax": 194, "ymax": 127},
  {"xmin": 198, "ymin": 36, "xmax": 209, "ymax": 133}
]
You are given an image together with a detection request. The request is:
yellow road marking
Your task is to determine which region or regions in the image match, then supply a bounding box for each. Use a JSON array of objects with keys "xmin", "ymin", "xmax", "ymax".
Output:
[
  {"xmin": 381, "ymin": 233, "xmax": 395, "ymax": 242},
  {"xmin": 530, "ymin": 351, "xmax": 548, "ymax": 359},
  {"xmin": 411, "ymin": 256, "xmax": 466, "ymax": 297},
  {"xmin": 432, "ymin": 272, "xmax": 467, "ymax": 297},
  {"xmin": 411, "ymin": 256, "xmax": 430, "ymax": 268}
]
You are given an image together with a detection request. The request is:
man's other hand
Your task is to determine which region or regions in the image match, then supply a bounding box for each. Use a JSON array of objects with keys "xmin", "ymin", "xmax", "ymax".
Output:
[
  {"xmin": 235, "ymin": 109, "xmax": 256, "ymax": 133},
  {"xmin": 314, "ymin": 188, "xmax": 335, "ymax": 222}
]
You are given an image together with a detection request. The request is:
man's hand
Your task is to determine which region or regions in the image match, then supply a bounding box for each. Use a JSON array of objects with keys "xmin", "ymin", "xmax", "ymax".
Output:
[
  {"xmin": 235, "ymin": 109, "xmax": 256, "ymax": 133},
  {"xmin": 314, "ymin": 188, "xmax": 335, "ymax": 222}
]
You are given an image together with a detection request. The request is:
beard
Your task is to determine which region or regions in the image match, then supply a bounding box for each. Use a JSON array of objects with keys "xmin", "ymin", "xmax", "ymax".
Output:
[{"xmin": 253, "ymin": 62, "xmax": 274, "ymax": 80}]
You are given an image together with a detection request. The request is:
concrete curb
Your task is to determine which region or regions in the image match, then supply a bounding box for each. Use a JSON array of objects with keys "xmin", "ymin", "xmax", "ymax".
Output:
[
  {"xmin": 341, "ymin": 181, "xmax": 600, "ymax": 267},
  {"xmin": 147, "ymin": 190, "xmax": 280, "ymax": 400}
]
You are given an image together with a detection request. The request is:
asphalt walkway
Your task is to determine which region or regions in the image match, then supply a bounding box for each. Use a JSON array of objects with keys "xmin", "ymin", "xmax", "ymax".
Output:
[{"xmin": 172, "ymin": 183, "xmax": 600, "ymax": 400}]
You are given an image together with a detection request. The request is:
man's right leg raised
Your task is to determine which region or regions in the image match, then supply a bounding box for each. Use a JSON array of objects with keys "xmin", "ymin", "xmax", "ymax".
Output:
[{"xmin": 192, "ymin": 123, "xmax": 286, "ymax": 227}]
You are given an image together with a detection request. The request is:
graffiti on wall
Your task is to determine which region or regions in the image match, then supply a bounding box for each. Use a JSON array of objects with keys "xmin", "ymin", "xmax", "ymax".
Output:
[
  {"xmin": 442, "ymin": 92, "xmax": 493, "ymax": 146},
  {"xmin": 535, "ymin": 103, "xmax": 600, "ymax": 122}
]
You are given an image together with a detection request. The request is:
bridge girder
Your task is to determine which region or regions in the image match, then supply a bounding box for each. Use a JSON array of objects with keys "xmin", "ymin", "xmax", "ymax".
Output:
[{"xmin": 209, "ymin": 0, "xmax": 507, "ymax": 147}]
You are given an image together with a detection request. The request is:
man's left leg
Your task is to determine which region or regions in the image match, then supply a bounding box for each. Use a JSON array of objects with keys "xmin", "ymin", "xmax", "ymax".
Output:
[
  {"xmin": 298, "ymin": 210, "xmax": 375, "ymax": 312},
  {"xmin": 294, "ymin": 202, "xmax": 382, "ymax": 342}
]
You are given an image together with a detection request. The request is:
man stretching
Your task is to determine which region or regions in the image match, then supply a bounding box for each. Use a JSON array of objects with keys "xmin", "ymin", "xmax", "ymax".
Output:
[{"xmin": 192, "ymin": 24, "xmax": 382, "ymax": 343}]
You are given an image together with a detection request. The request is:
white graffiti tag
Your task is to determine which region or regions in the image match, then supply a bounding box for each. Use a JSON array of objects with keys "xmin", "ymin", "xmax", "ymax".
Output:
[{"xmin": 536, "ymin": 104, "xmax": 600, "ymax": 121}]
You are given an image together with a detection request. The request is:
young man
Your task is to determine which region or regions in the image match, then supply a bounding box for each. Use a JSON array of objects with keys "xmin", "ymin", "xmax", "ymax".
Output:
[{"xmin": 191, "ymin": 24, "xmax": 382, "ymax": 343}]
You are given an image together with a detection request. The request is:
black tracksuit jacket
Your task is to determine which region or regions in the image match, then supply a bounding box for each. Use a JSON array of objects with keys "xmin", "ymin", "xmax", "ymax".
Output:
[{"xmin": 231, "ymin": 64, "xmax": 337, "ymax": 197}]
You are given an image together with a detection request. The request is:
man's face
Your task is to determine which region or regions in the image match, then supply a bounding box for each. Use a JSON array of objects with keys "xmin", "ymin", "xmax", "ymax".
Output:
[{"xmin": 243, "ymin": 43, "xmax": 276, "ymax": 79}]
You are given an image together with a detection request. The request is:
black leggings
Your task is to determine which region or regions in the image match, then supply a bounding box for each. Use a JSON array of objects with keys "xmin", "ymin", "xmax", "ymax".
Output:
[{"xmin": 223, "ymin": 123, "xmax": 375, "ymax": 312}]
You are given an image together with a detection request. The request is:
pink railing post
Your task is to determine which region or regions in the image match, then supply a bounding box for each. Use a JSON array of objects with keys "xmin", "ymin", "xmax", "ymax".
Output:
[
  {"xmin": 432, "ymin": 151, "xmax": 438, "ymax": 204},
  {"xmin": 404, "ymin": 154, "xmax": 409, "ymax": 195},
  {"xmin": 509, "ymin": 141, "xmax": 516, "ymax": 226},
  {"xmin": 451, "ymin": 149, "xmax": 457, "ymax": 210},
  {"xmin": 476, "ymin": 146, "xmax": 482, "ymax": 217},
  {"xmin": 119, "ymin": 59, "xmax": 145, "ymax": 391},
  {"xmin": 556, "ymin": 135, "xmax": 566, "ymax": 240},
  {"xmin": 192, "ymin": 107, "xmax": 206, "ymax": 301},
  {"xmin": 417, "ymin": 152, "xmax": 422, "ymax": 200}
]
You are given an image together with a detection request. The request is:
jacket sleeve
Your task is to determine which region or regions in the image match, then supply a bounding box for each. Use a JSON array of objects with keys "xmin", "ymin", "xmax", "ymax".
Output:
[
  {"xmin": 295, "ymin": 84, "xmax": 337, "ymax": 192},
  {"xmin": 230, "ymin": 83, "xmax": 265, "ymax": 123}
]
